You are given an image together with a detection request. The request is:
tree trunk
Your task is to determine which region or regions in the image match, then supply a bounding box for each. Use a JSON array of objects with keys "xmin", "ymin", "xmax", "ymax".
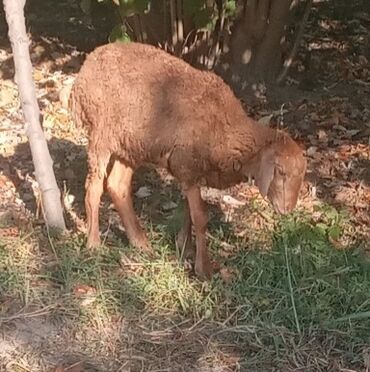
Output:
[
  {"xmin": 3, "ymin": 0, "xmax": 66, "ymax": 231},
  {"xmin": 230, "ymin": 0, "xmax": 293, "ymax": 83}
]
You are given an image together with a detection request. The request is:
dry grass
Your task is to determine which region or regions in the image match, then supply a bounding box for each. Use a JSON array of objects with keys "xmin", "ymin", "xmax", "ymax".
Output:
[{"xmin": 0, "ymin": 198, "xmax": 369, "ymax": 371}]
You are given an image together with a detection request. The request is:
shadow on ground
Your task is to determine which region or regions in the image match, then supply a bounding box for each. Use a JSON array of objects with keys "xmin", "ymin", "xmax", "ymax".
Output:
[{"xmin": 0, "ymin": 135, "xmax": 235, "ymax": 255}]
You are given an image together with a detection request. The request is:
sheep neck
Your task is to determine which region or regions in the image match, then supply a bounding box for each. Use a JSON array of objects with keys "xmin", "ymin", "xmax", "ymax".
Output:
[{"xmin": 237, "ymin": 118, "xmax": 280, "ymax": 181}]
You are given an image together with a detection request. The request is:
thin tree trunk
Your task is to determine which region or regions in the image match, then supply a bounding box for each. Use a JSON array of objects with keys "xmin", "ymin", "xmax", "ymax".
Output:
[
  {"xmin": 251, "ymin": 0, "xmax": 293, "ymax": 81},
  {"xmin": 230, "ymin": 0, "xmax": 293, "ymax": 83},
  {"xmin": 3, "ymin": 0, "xmax": 66, "ymax": 231}
]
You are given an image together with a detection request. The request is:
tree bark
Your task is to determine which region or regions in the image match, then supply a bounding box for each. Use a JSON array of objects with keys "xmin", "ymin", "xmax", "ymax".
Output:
[
  {"xmin": 3, "ymin": 0, "xmax": 66, "ymax": 231},
  {"xmin": 230, "ymin": 0, "xmax": 293, "ymax": 83}
]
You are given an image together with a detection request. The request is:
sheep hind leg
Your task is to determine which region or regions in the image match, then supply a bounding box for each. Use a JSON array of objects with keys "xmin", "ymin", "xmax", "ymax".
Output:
[
  {"xmin": 184, "ymin": 185, "xmax": 213, "ymax": 280},
  {"xmin": 176, "ymin": 199, "xmax": 194, "ymax": 260},
  {"xmin": 107, "ymin": 159, "xmax": 152, "ymax": 253},
  {"xmin": 85, "ymin": 154, "xmax": 110, "ymax": 249}
]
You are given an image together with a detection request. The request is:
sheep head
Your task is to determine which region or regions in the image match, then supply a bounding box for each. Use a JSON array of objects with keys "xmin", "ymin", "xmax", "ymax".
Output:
[{"xmin": 247, "ymin": 135, "xmax": 307, "ymax": 214}]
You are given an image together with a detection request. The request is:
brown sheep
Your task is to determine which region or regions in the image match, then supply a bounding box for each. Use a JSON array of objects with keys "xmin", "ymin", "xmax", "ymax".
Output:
[{"xmin": 70, "ymin": 42, "xmax": 307, "ymax": 280}]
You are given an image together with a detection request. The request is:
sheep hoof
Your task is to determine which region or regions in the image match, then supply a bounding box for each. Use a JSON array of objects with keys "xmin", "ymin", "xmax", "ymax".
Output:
[
  {"xmin": 132, "ymin": 237, "xmax": 154, "ymax": 256},
  {"xmin": 195, "ymin": 259, "xmax": 213, "ymax": 281},
  {"xmin": 141, "ymin": 243, "xmax": 154, "ymax": 256},
  {"xmin": 86, "ymin": 235, "xmax": 101, "ymax": 249}
]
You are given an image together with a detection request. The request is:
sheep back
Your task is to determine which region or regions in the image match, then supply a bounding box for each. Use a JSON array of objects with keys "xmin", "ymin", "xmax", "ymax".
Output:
[{"xmin": 70, "ymin": 42, "xmax": 270, "ymax": 187}]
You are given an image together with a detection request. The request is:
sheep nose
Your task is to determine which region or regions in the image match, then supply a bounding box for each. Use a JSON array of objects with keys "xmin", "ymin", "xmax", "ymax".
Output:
[
  {"xmin": 277, "ymin": 203, "xmax": 292, "ymax": 215},
  {"xmin": 272, "ymin": 198, "xmax": 293, "ymax": 215},
  {"xmin": 279, "ymin": 206, "xmax": 288, "ymax": 215}
]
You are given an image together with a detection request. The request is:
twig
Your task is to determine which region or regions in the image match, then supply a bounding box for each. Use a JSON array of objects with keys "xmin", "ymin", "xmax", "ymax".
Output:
[
  {"xmin": 284, "ymin": 236, "xmax": 301, "ymax": 335},
  {"xmin": 187, "ymin": 316, "xmax": 206, "ymax": 332},
  {"xmin": 210, "ymin": 1, "xmax": 226, "ymax": 69},
  {"xmin": 208, "ymin": 324, "xmax": 258, "ymax": 345},
  {"xmin": 102, "ymin": 218, "xmax": 111, "ymax": 246},
  {"xmin": 137, "ymin": 14, "xmax": 146, "ymax": 43},
  {"xmin": 176, "ymin": 0, "xmax": 184, "ymax": 52},
  {"xmin": 163, "ymin": 0, "xmax": 167, "ymax": 47},
  {"xmin": 0, "ymin": 304, "xmax": 56, "ymax": 323},
  {"xmin": 354, "ymin": 79, "xmax": 370, "ymax": 88},
  {"xmin": 221, "ymin": 305, "xmax": 248, "ymax": 326},
  {"xmin": 65, "ymin": 361, "xmax": 84, "ymax": 371},
  {"xmin": 169, "ymin": 0, "xmax": 178, "ymax": 51},
  {"xmin": 120, "ymin": 259, "xmax": 180, "ymax": 267},
  {"xmin": 132, "ymin": 14, "xmax": 143, "ymax": 42},
  {"xmin": 279, "ymin": 103, "xmax": 285, "ymax": 128},
  {"xmin": 276, "ymin": 0, "xmax": 313, "ymax": 84}
]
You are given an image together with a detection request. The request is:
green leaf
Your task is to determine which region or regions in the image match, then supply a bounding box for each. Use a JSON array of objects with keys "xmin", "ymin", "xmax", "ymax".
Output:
[
  {"xmin": 316, "ymin": 223, "xmax": 328, "ymax": 235},
  {"xmin": 109, "ymin": 24, "xmax": 131, "ymax": 43},
  {"xmin": 183, "ymin": 0, "xmax": 217, "ymax": 30},
  {"xmin": 325, "ymin": 206, "xmax": 339, "ymax": 221},
  {"xmin": 225, "ymin": 0, "xmax": 236, "ymax": 13},
  {"xmin": 329, "ymin": 225, "xmax": 341, "ymax": 241},
  {"xmin": 225, "ymin": 1, "xmax": 237, "ymax": 18},
  {"xmin": 118, "ymin": 0, "xmax": 150, "ymax": 16},
  {"xmin": 193, "ymin": 8, "xmax": 215, "ymax": 29}
]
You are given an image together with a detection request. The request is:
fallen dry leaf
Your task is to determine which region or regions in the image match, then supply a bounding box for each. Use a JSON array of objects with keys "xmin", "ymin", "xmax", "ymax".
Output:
[
  {"xmin": 0, "ymin": 226, "xmax": 19, "ymax": 238},
  {"xmin": 317, "ymin": 129, "xmax": 328, "ymax": 142},
  {"xmin": 220, "ymin": 267, "xmax": 236, "ymax": 283},
  {"xmin": 73, "ymin": 284, "xmax": 96, "ymax": 297},
  {"xmin": 135, "ymin": 186, "xmax": 152, "ymax": 198},
  {"xmin": 222, "ymin": 195, "xmax": 246, "ymax": 207},
  {"xmin": 306, "ymin": 146, "xmax": 318, "ymax": 156},
  {"xmin": 59, "ymin": 83, "xmax": 73, "ymax": 109},
  {"xmin": 162, "ymin": 200, "xmax": 178, "ymax": 211},
  {"xmin": 258, "ymin": 114, "xmax": 273, "ymax": 126}
]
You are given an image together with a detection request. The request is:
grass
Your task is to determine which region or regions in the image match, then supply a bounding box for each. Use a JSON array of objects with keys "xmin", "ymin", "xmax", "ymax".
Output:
[{"xmin": 0, "ymin": 202, "xmax": 369, "ymax": 371}]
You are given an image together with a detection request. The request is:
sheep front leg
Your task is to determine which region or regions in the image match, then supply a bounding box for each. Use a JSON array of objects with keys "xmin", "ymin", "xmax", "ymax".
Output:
[
  {"xmin": 85, "ymin": 171, "xmax": 105, "ymax": 249},
  {"xmin": 184, "ymin": 185, "xmax": 213, "ymax": 280},
  {"xmin": 85, "ymin": 150, "xmax": 110, "ymax": 248},
  {"xmin": 176, "ymin": 199, "xmax": 194, "ymax": 260},
  {"xmin": 107, "ymin": 159, "xmax": 152, "ymax": 253}
]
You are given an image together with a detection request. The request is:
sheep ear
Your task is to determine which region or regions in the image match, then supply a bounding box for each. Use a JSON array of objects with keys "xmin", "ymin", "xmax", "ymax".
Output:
[{"xmin": 255, "ymin": 149, "xmax": 276, "ymax": 198}]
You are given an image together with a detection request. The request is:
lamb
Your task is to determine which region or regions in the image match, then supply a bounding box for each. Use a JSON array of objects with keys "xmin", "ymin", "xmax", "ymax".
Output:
[{"xmin": 70, "ymin": 42, "xmax": 307, "ymax": 280}]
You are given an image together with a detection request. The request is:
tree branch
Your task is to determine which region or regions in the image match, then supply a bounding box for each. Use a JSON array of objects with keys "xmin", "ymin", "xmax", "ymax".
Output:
[{"xmin": 276, "ymin": 0, "xmax": 313, "ymax": 84}]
